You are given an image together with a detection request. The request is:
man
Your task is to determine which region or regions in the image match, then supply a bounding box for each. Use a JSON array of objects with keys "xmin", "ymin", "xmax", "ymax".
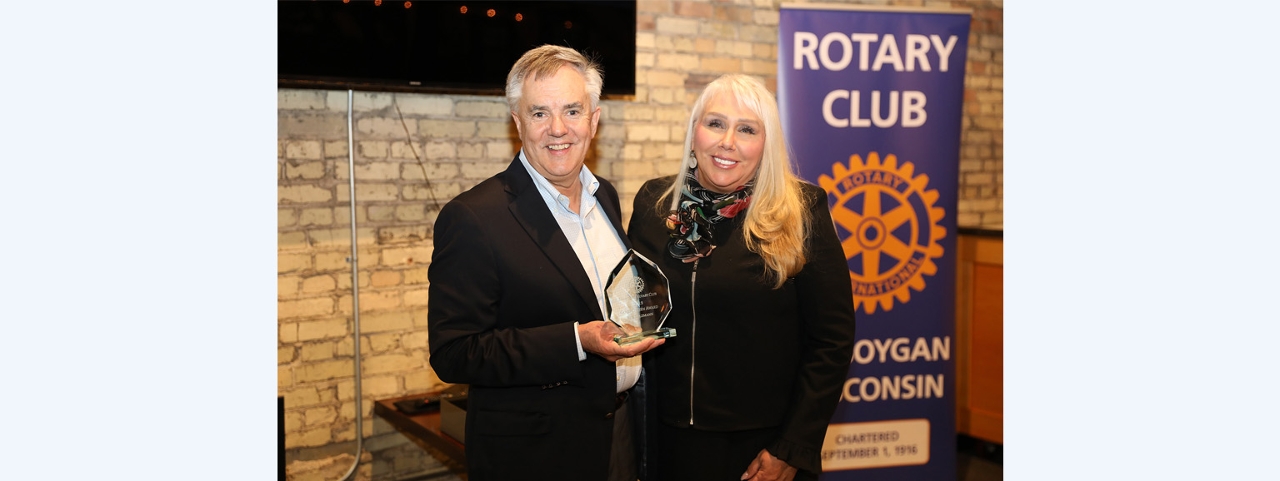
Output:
[{"xmin": 428, "ymin": 45, "xmax": 664, "ymax": 481}]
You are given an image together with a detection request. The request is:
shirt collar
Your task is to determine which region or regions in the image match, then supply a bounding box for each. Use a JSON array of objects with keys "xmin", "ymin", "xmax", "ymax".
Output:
[{"xmin": 518, "ymin": 149, "xmax": 600, "ymax": 213}]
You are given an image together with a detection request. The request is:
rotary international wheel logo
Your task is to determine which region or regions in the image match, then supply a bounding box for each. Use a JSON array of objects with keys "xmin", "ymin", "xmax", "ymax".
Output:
[{"xmin": 817, "ymin": 152, "xmax": 946, "ymax": 314}]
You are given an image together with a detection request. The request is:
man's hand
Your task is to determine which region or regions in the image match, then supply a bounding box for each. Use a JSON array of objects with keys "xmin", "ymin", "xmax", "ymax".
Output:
[
  {"xmin": 578, "ymin": 321, "xmax": 665, "ymax": 362},
  {"xmin": 740, "ymin": 448, "xmax": 797, "ymax": 481}
]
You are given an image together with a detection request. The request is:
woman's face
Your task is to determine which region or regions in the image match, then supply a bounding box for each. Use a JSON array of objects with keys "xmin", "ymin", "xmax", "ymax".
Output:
[{"xmin": 692, "ymin": 94, "xmax": 765, "ymax": 194}]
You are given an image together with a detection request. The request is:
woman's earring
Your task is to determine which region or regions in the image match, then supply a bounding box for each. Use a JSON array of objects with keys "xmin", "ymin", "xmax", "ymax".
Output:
[{"xmin": 688, "ymin": 150, "xmax": 698, "ymax": 169}]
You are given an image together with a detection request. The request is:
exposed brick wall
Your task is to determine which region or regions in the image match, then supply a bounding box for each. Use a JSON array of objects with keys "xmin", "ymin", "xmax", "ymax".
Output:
[
  {"xmin": 955, "ymin": 0, "xmax": 1003, "ymax": 227},
  {"xmin": 279, "ymin": 0, "xmax": 1001, "ymax": 477}
]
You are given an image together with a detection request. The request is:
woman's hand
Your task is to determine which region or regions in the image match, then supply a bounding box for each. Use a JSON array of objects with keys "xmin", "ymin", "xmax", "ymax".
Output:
[{"xmin": 740, "ymin": 448, "xmax": 797, "ymax": 481}]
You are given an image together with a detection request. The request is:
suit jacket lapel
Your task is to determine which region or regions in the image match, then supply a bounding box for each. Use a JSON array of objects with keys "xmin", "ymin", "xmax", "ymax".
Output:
[
  {"xmin": 596, "ymin": 181, "xmax": 633, "ymax": 251},
  {"xmin": 502, "ymin": 157, "xmax": 604, "ymax": 319}
]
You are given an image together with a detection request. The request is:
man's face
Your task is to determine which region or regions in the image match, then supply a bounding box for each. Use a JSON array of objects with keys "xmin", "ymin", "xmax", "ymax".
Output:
[{"xmin": 511, "ymin": 65, "xmax": 600, "ymax": 189}]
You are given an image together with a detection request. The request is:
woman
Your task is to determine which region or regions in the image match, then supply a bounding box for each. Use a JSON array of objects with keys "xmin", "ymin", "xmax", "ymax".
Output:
[{"xmin": 629, "ymin": 74, "xmax": 856, "ymax": 481}]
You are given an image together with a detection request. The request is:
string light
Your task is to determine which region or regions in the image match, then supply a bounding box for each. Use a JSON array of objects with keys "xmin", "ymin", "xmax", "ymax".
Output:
[
  {"xmin": 373, "ymin": 0, "xmax": 381, "ymax": 6},
  {"xmin": 564, "ymin": 20, "xmax": 573, "ymax": 29},
  {"xmin": 460, "ymin": 5, "xmax": 467, "ymax": 14},
  {"xmin": 404, "ymin": 1, "xmax": 411, "ymax": 7},
  {"xmin": 486, "ymin": 8, "xmax": 495, "ymax": 17},
  {"xmin": 515, "ymin": 13, "xmax": 523, "ymax": 21}
]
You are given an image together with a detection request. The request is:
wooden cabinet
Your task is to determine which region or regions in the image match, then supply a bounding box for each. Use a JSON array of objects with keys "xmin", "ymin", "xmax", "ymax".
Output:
[{"xmin": 954, "ymin": 232, "xmax": 1003, "ymax": 444}]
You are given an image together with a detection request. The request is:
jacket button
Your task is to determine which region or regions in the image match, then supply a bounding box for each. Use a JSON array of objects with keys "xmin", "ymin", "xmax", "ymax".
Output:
[{"xmin": 604, "ymin": 412, "xmax": 614, "ymax": 419}]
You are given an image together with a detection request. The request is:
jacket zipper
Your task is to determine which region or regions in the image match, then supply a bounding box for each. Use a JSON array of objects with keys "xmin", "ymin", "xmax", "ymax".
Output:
[{"xmin": 689, "ymin": 258, "xmax": 698, "ymax": 425}]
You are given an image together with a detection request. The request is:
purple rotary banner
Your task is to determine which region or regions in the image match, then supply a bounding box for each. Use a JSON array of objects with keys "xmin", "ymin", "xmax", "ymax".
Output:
[{"xmin": 778, "ymin": 5, "xmax": 971, "ymax": 480}]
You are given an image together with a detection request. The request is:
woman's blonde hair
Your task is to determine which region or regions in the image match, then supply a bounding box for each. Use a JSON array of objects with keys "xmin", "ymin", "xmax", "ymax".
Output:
[{"xmin": 658, "ymin": 74, "xmax": 811, "ymax": 288}]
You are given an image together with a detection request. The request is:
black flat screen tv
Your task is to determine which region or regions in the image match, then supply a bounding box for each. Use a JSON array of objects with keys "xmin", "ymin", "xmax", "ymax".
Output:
[{"xmin": 279, "ymin": 1, "xmax": 636, "ymax": 97}]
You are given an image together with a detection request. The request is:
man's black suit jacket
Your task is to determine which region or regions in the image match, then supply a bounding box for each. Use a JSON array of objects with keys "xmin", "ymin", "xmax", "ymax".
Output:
[{"xmin": 428, "ymin": 156, "xmax": 639, "ymax": 481}]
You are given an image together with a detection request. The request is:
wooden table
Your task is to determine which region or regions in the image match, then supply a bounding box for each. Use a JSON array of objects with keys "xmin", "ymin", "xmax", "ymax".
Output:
[{"xmin": 373, "ymin": 391, "xmax": 466, "ymax": 474}]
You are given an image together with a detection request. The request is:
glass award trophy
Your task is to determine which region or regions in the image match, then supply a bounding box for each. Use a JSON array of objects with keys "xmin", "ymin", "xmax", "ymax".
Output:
[{"xmin": 605, "ymin": 249, "xmax": 677, "ymax": 345}]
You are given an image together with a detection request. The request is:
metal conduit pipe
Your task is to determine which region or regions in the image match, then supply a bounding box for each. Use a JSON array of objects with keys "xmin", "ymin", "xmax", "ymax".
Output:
[{"xmin": 338, "ymin": 89, "xmax": 365, "ymax": 481}]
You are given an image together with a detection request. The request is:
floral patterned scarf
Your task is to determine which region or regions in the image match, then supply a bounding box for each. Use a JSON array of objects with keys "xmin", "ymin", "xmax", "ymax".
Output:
[{"xmin": 665, "ymin": 167, "xmax": 753, "ymax": 262}]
